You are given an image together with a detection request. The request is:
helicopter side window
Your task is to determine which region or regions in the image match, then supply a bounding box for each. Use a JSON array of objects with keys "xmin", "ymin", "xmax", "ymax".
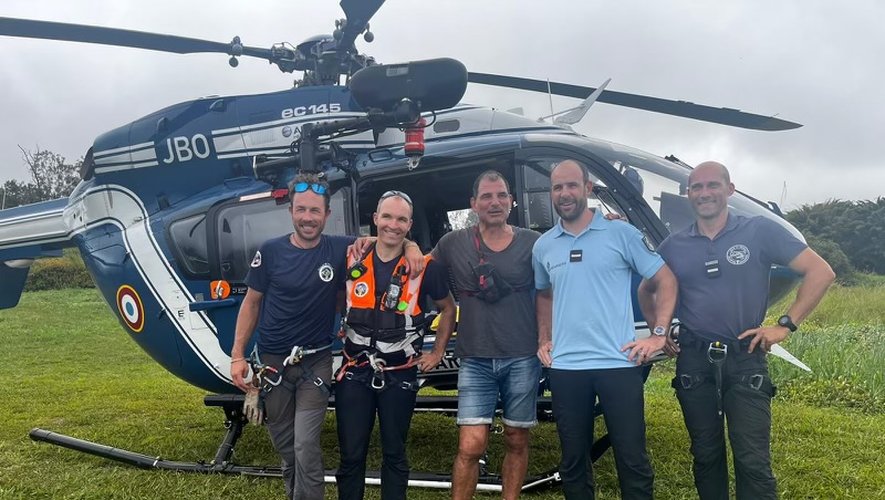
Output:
[
  {"xmin": 325, "ymin": 187, "xmax": 350, "ymax": 236},
  {"xmin": 519, "ymin": 157, "xmax": 628, "ymax": 233},
  {"xmin": 169, "ymin": 214, "xmax": 210, "ymax": 277},
  {"xmin": 215, "ymin": 200, "xmax": 292, "ymax": 282},
  {"xmin": 213, "ymin": 188, "xmax": 351, "ymax": 282}
]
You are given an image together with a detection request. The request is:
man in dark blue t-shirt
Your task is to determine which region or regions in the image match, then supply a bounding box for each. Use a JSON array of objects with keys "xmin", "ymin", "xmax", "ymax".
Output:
[
  {"xmin": 229, "ymin": 173, "xmax": 422, "ymax": 500},
  {"xmin": 639, "ymin": 161, "xmax": 834, "ymax": 500}
]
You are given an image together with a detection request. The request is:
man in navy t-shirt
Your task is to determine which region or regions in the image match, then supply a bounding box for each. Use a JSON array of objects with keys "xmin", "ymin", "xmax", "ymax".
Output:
[
  {"xmin": 230, "ymin": 173, "xmax": 351, "ymax": 500},
  {"xmin": 639, "ymin": 161, "xmax": 834, "ymax": 499}
]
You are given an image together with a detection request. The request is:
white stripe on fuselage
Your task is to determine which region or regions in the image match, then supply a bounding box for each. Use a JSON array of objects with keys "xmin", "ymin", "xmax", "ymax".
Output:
[{"xmin": 64, "ymin": 185, "xmax": 231, "ymax": 384}]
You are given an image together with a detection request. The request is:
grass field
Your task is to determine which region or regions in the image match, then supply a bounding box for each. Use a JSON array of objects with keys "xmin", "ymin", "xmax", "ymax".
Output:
[{"xmin": 0, "ymin": 287, "xmax": 883, "ymax": 499}]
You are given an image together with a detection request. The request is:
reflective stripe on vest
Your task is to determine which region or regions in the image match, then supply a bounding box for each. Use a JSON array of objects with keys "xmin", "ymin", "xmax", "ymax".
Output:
[{"xmin": 344, "ymin": 326, "xmax": 422, "ymax": 356}]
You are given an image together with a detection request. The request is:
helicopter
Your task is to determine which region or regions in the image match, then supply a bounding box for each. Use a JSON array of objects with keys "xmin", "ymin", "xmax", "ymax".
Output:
[{"xmin": 0, "ymin": 0, "xmax": 808, "ymax": 492}]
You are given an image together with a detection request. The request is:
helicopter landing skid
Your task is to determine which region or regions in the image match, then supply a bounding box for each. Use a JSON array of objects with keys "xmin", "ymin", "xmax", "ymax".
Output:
[{"xmin": 28, "ymin": 393, "xmax": 609, "ymax": 492}]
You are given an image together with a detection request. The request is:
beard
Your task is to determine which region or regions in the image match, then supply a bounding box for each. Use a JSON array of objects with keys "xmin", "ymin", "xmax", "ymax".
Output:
[
  {"xmin": 293, "ymin": 221, "xmax": 324, "ymax": 242},
  {"xmin": 554, "ymin": 195, "xmax": 587, "ymax": 222}
]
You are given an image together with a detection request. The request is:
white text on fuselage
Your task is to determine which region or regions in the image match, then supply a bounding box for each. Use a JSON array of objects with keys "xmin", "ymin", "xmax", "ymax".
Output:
[
  {"xmin": 280, "ymin": 103, "xmax": 342, "ymax": 119},
  {"xmin": 162, "ymin": 134, "xmax": 211, "ymax": 164}
]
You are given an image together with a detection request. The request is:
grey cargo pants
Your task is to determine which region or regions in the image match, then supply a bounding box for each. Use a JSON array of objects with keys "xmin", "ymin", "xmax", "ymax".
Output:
[{"xmin": 260, "ymin": 350, "xmax": 332, "ymax": 500}]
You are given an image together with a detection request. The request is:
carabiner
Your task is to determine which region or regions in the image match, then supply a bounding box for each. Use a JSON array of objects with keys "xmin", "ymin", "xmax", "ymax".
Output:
[
  {"xmin": 283, "ymin": 345, "xmax": 305, "ymax": 366},
  {"xmin": 707, "ymin": 341, "xmax": 728, "ymax": 364},
  {"xmin": 371, "ymin": 371, "xmax": 386, "ymax": 390}
]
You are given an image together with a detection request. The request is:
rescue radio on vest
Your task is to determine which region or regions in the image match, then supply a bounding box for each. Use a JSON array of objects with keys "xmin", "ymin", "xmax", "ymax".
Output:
[
  {"xmin": 382, "ymin": 266, "xmax": 408, "ymax": 312},
  {"xmin": 347, "ymin": 261, "xmax": 368, "ymax": 280}
]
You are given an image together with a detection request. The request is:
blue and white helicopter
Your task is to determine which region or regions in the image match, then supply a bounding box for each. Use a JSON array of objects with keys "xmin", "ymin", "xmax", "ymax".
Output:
[{"xmin": 0, "ymin": 0, "xmax": 807, "ymax": 491}]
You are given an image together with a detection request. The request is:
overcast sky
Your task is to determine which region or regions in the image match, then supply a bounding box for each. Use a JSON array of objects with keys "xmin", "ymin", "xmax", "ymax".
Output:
[{"xmin": 2, "ymin": 0, "xmax": 883, "ymax": 209}]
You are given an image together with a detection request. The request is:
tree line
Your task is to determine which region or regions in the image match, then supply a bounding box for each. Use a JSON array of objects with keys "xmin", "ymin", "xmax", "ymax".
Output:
[
  {"xmin": 786, "ymin": 198, "xmax": 885, "ymax": 278},
  {"xmin": 1, "ymin": 147, "xmax": 80, "ymax": 210}
]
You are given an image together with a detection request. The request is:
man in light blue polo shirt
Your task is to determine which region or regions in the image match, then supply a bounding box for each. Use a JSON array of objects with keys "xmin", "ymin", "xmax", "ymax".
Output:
[{"xmin": 533, "ymin": 159, "xmax": 677, "ymax": 500}]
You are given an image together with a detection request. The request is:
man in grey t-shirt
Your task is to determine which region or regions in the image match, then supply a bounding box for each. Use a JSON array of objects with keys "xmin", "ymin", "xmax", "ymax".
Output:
[{"xmin": 432, "ymin": 170, "xmax": 541, "ymax": 500}]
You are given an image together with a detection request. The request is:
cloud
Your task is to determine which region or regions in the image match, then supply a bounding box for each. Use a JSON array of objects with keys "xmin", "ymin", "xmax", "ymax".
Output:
[{"xmin": 1, "ymin": 0, "xmax": 882, "ymax": 208}]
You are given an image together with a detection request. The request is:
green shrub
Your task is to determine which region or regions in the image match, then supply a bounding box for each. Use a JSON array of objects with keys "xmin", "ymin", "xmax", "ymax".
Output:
[
  {"xmin": 805, "ymin": 235, "xmax": 854, "ymax": 282},
  {"xmin": 23, "ymin": 250, "xmax": 94, "ymax": 291}
]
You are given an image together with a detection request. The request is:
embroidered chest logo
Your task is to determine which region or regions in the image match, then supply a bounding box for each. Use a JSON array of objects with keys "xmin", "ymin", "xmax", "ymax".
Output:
[
  {"xmin": 726, "ymin": 244, "xmax": 750, "ymax": 265},
  {"xmin": 250, "ymin": 251, "xmax": 262, "ymax": 268},
  {"xmin": 354, "ymin": 282, "xmax": 369, "ymax": 297},
  {"xmin": 318, "ymin": 263, "xmax": 335, "ymax": 282}
]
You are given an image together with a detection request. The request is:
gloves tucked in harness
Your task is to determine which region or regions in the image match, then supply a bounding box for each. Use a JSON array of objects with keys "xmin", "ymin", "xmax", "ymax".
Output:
[{"xmin": 243, "ymin": 388, "xmax": 264, "ymax": 426}]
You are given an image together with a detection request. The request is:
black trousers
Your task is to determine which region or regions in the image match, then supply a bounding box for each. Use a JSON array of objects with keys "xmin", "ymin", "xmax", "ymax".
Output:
[
  {"xmin": 549, "ymin": 366, "xmax": 654, "ymax": 500},
  {"xmin": 335, "ymin": 367, "xmax": 418, "ymax": 500},
  {"xmin": 675, "ymin": 343, "xmax": 777, "ymax": 500}
]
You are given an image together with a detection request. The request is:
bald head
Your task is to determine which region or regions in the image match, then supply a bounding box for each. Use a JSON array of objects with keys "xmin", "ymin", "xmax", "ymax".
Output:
[
  {"xmin": 686, "ymin": 161, "xmax": 735, "ymax": 221},
  {"xmin": 689, "ymin": 161, "xmax": 731, "ymax": 186},
  {"xmin": 552, "ymin": 159, "xmax": 591, "ymax": 184}
]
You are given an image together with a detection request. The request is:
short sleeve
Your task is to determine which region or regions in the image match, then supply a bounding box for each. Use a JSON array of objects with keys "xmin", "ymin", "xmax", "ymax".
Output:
[
  {"xmin": 757, "ymin": 217, "xmax": 807, "ymax": 266},
  {"xmin": 623, "ymin": 227, "xmax": 665, "ymax": 279},
  {"xmin": 421, "ymin": 260, "xmax": 451, "ymax": 302},
  {"xmin": 532, "ymin": 240, "xmax": 551, "ymax": 290},
  {"xmin": 244, "ymin": 241, "xmax": 272, "ymax": 293},
  {"xmin": 431, "ymin": 232, "xmax": 451, "ymax": 267}
]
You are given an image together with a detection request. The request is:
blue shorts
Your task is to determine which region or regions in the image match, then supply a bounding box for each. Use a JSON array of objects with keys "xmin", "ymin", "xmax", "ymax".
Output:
[{"xmin": 456, "ymin": 356, "xmax": 542, "ymax": 428}]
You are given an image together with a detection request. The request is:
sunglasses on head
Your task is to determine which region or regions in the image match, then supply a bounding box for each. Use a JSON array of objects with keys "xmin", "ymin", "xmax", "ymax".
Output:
[
  {"xmin": 291, "ymin": 182, "xmax": 327, "ymax": 195},
  {"xmin": 380, "ymin": 190, "xmax": 413, "ymax": 206}
]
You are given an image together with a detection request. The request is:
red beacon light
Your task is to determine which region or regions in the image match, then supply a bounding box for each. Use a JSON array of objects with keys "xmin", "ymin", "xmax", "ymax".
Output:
[{"xmin": 403, "ymin": 117, "xmax": 426, "ymax": 170}]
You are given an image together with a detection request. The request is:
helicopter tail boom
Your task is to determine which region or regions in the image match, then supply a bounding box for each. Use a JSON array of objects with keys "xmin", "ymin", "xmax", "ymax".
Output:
[{"xmin": 0, "ymin": 198, "xmax": 73, "ymax": 308}]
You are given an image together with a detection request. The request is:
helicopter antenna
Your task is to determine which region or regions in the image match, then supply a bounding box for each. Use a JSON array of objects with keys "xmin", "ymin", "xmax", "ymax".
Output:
[
  {"xmin": 537, "ymin": 78, "xmax": 612, "ymax": 125},
  {"xmin": 546, "ymin": 78, "xmax": 555, "ymax": 118}
]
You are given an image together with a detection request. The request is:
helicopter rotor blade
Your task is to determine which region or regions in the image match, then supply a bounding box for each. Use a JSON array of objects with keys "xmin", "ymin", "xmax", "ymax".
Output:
[
  {"xmin": 467, "ymin": 72, "xmax": 801, "ymax": 131},
  {"xmin": 338, "ymin": 0, "xmax": 385, "ymax": 50},
  {"xmin": 0, "ymin": 17, "xmax": 285, "ymax": 65}
]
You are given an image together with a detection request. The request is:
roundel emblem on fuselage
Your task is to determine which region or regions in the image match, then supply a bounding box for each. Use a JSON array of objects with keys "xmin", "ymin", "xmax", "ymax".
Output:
[
  {"xmin": 318, "ymin": 263, "xmax": 335, "ymax": 282},
  {"xmin": 354, "ymin": 282, "xmax": 369, "ymax": 297},
  {"xmin": 726, "ymin": 244, "xmax": 750, "ymax": 265},
  {"xmin": 116, "ymin": 285, "xmax": 145, "ymax": 333}
]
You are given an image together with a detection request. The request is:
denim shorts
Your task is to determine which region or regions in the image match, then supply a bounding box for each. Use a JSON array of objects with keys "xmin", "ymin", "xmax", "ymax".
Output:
[{"xmin": 457, "ymin": 355, "xmax": 542, "ymax": 428}]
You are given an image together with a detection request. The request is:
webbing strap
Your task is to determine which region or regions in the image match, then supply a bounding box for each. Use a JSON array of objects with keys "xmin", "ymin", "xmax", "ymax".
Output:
[{"xmin": 345, "ymin": 327, "xmax": 420, "ymax": 356}]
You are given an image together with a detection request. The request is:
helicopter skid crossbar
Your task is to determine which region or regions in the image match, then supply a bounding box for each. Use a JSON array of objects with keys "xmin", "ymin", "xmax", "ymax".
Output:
[
  {"xmin": 27, "ymin": 393, "xmax": 602, "ymax": 491},
  {"xmin": 27, "ymin": 426, "xmax": 561, "ymax": 491}
]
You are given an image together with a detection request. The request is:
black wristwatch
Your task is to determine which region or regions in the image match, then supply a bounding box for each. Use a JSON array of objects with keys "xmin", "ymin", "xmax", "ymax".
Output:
[{"xmin": 777, "ymin": 314, "xmax": 798, "ymax": 333}]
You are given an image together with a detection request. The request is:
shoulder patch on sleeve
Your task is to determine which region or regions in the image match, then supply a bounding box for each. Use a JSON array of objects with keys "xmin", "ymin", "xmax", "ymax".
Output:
[{"xmin": 642, "ymin": 234, "xmax": 656, "ymax": 253}]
